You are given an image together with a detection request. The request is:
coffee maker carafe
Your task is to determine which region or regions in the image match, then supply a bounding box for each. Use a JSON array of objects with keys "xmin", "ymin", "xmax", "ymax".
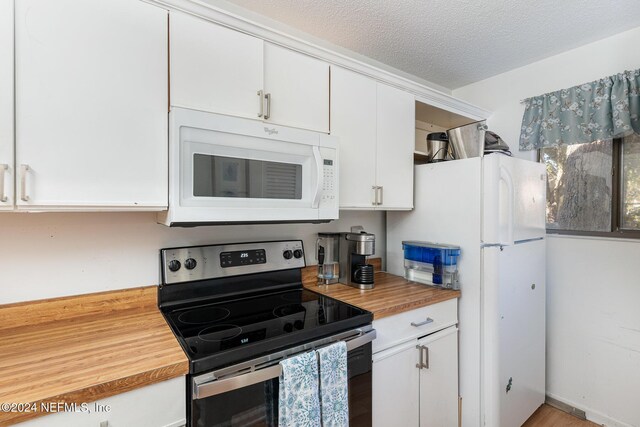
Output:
[
  {"xmin": 339, "ymin": 226, "xmax": 376, "ymax": 290},
  {"xmin": 316, "ymin": 233, "xmax": 340, "ymax": 284}
]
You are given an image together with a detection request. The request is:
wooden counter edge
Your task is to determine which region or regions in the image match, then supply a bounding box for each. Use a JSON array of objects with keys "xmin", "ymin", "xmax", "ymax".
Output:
[
  {"xmin": 0, "ymin": 286, "xmax": 158, "ymax": 331},
  {"xmin": 0, "ymin": 360, "xmax": 189, "ymax": 426},
  {"xmin": 370, "ymin": 290, "xmax": 461, "ymax": 320}
]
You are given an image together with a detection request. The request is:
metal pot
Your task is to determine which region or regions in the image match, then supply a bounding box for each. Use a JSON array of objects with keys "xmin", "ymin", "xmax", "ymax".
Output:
[
  {"xmin": 447, "ymin": 120, "xmax": 488, "ymax": 159},
  {"xmin": 425, "ymin": 132, "xmax": 450, "ymax": 162}
]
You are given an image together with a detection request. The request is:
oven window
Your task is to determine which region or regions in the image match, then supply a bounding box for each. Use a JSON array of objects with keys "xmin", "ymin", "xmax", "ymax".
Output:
[
  {"xmin": 193, "ymin": 154, "xmax": 303, "ymax": 199},
  {"xmin": 193, "ymin": 380, "xmax": 280, "ymax": 427},
  {"xmin": 191, "ymin": 343, "xmax": 372, "ymax": 427}
]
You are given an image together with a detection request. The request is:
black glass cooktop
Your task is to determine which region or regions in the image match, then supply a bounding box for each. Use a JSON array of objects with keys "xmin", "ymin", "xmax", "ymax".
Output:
[{"xmin": 162, "ymin": 288, "xmax": 372, "ymax": 374}]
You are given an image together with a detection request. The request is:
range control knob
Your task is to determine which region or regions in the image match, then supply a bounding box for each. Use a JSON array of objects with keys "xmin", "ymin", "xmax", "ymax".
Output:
[
  {"xmin": 293, "ymin": 249, "xmax": 303, "ymax": 259},
  {"xmin": 283, "ymin": 250, "xmax": 293, "ymax": 260},
  {"xmin": 168, "ymin": 260, "xmax": 181, "ymax": 272},
  {"xmin": 283, "ymin": 323, "xmax": 293, "ymax": 333},
  {"xmin": 184, "ymin": 258, "xmax": 197, "ymax": 270}
]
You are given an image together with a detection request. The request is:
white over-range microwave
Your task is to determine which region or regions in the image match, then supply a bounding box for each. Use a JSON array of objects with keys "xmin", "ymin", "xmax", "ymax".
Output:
[{"xmin": 158, "ymin": 108, "xmax": 338, "ymax": 226}]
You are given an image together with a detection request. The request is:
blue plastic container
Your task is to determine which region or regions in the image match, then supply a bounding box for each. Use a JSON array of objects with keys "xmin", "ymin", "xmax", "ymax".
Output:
[
  {"xmin": 402, "ymin": 241, "xmax": 461, "ymax": 287},
  {"xmin": 402, "ymin": 241, "xmax": 460, "ymax": 265}
]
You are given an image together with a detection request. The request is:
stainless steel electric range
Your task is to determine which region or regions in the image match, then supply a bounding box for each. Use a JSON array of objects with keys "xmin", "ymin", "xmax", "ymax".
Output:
[{"xmin": 159, "ymin": 240, "xmax": 376, "ymax": 427}]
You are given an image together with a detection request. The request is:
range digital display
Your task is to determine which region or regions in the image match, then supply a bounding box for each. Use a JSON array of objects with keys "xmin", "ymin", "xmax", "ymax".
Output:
[{"xmin": 220, "ymin": 249, "xmax": 267, "ymax": 268}]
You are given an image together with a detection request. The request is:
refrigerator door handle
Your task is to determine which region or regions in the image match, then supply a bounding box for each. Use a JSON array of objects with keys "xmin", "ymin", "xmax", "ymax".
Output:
[{"xmin": 500, "ymin": 166, "xmax": 515, "ymax": 245}]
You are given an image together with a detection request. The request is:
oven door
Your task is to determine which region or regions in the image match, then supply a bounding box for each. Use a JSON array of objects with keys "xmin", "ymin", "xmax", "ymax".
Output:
[
  {"xmin": 190, "ymin": 328, "xmax": 375, "ymax": 427},
  {"xmin": 165, "ymin": 108, "xmax": 338, "ymax": 225}
]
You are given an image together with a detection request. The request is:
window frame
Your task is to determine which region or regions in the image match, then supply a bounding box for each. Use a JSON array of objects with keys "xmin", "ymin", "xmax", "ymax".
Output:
[{"xmin": 539, "ymin": 137, "xmax": 640, "ymax": 239}]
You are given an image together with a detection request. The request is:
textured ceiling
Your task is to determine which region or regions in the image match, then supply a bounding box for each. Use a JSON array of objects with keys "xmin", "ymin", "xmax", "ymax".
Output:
[{"xmin": 221, "ymin": 0, "xmax": 640, "ymax": 89}]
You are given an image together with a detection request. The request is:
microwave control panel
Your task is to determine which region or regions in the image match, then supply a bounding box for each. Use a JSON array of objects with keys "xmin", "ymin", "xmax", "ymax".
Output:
[
  {"xmin": 319, "ymin": 146, "xmax": 337, "ymax": 210},
  {"xmin": 322, "ymin": 159, "xmax": 335, "ymax": 201}
]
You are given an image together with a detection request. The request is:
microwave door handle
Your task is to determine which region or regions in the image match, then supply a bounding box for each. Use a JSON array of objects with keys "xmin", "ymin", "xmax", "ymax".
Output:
[{"xmin": 312, "ymin": 146, "xmax": 323, "ymax": 208}]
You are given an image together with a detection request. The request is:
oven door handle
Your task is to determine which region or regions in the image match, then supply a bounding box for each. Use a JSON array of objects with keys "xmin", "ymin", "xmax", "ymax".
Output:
[{"xmin": 193, "ymin": 329, "xmax": 376, "ymax": 400}]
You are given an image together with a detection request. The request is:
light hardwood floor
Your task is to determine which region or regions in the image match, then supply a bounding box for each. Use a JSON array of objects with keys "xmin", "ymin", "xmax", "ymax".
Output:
[{"xmin": 523, "ymin": 404, "xmax": 601, "ymax": 426}]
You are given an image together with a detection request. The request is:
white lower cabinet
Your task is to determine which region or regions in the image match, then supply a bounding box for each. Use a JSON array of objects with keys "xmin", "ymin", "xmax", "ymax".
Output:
[
  {"xmin": 373, "ymin": 340, "xmax": 420, "ymax": 426},
  {"xmin": 372, "ymin": 301, "xmax": 459, "ymax": 427},
  {"xmin": 16, "ymin": 377, "xmax": 186, "ymax": 427},
  {"xmin": 418, "ymin": 326, "xmax": 459, "ymax": 427}
]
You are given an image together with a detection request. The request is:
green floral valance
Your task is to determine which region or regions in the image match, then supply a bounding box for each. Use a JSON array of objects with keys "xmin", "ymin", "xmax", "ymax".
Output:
[{"xmin": 520, "ymin": 68, "xmax": 640, "ymax": 151}]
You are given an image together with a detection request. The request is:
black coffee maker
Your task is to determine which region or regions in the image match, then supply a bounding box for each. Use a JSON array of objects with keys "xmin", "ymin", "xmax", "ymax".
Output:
[{"xmin": 338, "ymin": 226, "xmax": 376, "ymax": 290}]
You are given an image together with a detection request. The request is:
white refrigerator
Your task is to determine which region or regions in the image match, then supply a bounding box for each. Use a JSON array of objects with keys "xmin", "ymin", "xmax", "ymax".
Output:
[{"xmin": 387, "ymin": 154, "xmax": 546, "ymax": 427}]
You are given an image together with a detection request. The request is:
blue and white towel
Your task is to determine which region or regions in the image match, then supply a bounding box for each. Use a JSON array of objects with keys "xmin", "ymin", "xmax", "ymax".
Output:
[
  {"xmin": 278, "ymin": 351, "xmax": 321, "ymax": 427},
  {"xmin": 317, "ymin": 341, "xmax": 349, "ymax": 427}
]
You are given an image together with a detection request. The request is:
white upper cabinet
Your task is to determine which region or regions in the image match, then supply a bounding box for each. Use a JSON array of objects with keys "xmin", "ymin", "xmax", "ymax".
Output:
[
  {"xmin": 169, "ymin": 15, "xmax": 329, "ymax": 133},
  {"xmin": 15, "ymin": 0, "xmax": 168, "ymax": 210},
  {"xmin": 376, "ymin": 83, "xmax": 415, "ymax": 210},
  {"xmin": 263, "ymin": 43, "xmax": 329, "ymax": 133},
  {"xmin": 330, "ymin": 67, "xmax": 377, "ymax": 208},
  {"xmin": 0, "ymin": 0, "xmax": 13, "ymax": 211},
  {"xmin": 331, "ymin": 67, "xmax": 414, "ymax": 210},
  {"xmin": 170, "ymin": 11, "xmax": 264, "ymax": 120}
]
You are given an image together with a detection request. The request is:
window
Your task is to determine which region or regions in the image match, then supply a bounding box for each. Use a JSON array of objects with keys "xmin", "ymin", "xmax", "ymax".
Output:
[{"xmin": 540, "ymin": 133, "xmax": 640, "ymax": 237}]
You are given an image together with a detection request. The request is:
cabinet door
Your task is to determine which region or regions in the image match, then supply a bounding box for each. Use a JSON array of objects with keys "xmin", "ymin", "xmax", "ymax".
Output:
[
  {"xmin": 264, "ymin": 43, "xmax": 329, "ymax": 133},
  {"xmin": 330, "ymin": 67, "xmax": 377, "ymax": 209},
  {"xmin": 0, "ymin": 0, "xmax": 13, "ymax": 210},
  {"xmin": 376, "ymin": 83, "xmax": 415, "ymax": 210},
  {"xmin": 15, "ymin": 0, "xmax": 168, "ymax": 209},
  {"xmin": 170, "ymin": 11, "xmax": 264, "ymax": 120},
  {"xmin": 372, "ymin": 340, "xmax": 420, "ymax": 427},
  {"xmin": 418, "ymin": 326, "xmax": 459, "ymax": 427},
  {"xmin": 15, "ymin": 377, "xmax": 186, "ymax": 427}
]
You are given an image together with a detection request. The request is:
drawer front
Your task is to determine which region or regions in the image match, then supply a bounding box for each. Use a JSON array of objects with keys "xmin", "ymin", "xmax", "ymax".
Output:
[
  {"xmin": 372, "ymin": 299, "xmax": 458, "ymax": 353},
  {"xmin": 15, "ymin": 377, "xmax": 186, "ymax": 427}
]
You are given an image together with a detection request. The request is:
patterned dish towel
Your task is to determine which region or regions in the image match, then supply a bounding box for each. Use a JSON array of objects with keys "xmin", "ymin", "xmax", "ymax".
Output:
[
  {"xmin": 278, "ymin": 351, "xmax": 321, "ymax": 427},
  {"xmin": 317, "ymin": 341, "xmax": 349, "ymax": 427}
]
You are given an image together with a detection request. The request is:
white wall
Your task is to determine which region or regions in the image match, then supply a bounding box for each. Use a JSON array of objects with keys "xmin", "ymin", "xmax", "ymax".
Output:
[
  {"xmin": 453, "ymin": 26, "xmax": 640, "ymax": 427},
  {"xmin": 454, "ymin": 25, "xmax": 640, "ymax": 162},
  {"xmin": 0, "ymin": 210, "xmax": 385, "ymax": 304}
]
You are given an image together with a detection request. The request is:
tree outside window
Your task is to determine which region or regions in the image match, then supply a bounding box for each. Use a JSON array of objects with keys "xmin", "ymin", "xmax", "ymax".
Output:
[{"xmin": 540, "ymin": 133, "xmax": 640, "ymax": 237}]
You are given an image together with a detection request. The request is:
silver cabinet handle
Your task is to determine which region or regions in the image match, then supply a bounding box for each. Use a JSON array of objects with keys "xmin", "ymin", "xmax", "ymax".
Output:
[
  {"xmin": 411, "ymin": 317, "xmax": 434, "ymax": 327},
  {"xmin": 0, "ymin": 164, "xmax": 7, "ymax": 202},
  {"xmin": 20, "ymin": 164, "xmax": 30, "ymax": 202},
  {"xmin": 416, "ymin": 345, "xmax": 429, "ymax": 369},
  {"xmin": 257, "ymin": 90, "xmax": 264, "ymax": 118},
  {"xmin": 371, "ymin": 186, "xmax": 378, "ymax": 206},
  {"xmin": 377, "ymin": 186, "xmax": 383, "ymax": 206},
  {"xmin": 264, "ymin": 93, "xmax": 271, "ymax": 120},
  {"xmin": 416, "ymin": 344, "xmax": 423, "ymax": 368},
  {"xmin": 423, "ymin": 345, "xmax": 430, "ymax": 369}
]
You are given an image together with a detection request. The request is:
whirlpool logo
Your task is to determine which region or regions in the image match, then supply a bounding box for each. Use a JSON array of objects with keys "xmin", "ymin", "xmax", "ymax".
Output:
[{"xmin": 264, "ymin": 127, "xmax": 278, "ymax": 135}]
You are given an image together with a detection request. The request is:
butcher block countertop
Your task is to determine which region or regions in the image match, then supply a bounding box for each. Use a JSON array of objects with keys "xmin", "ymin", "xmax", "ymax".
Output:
[
  {"xmin": 302, "ymin": 259, "xmax": 460, "ymax": 320},
  {"xmin": 0, "ymin": 286, "xmax": 188, "ymax": 426}
]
